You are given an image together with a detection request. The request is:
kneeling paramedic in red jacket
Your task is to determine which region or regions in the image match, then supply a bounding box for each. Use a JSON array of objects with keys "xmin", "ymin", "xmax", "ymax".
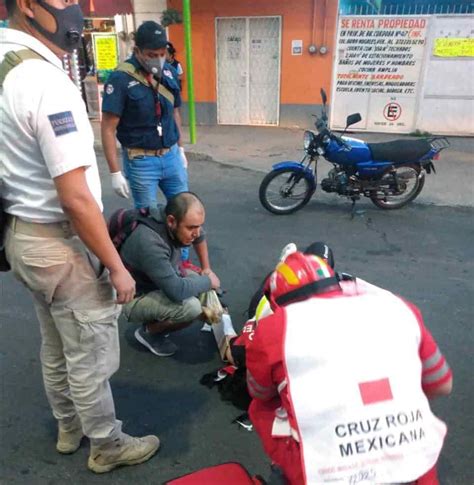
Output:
[{"xmin": 246, "ymin": 252, "xmax": 452, "ymax": 485}]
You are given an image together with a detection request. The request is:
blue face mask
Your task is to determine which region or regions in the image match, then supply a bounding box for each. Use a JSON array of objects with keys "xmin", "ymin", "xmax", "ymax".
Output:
[{"xmin": 28, "ymin": 0, "xmax": 84, "ymax": 53}]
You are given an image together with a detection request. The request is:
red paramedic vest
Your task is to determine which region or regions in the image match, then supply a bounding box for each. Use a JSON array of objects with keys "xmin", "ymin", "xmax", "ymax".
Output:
[{"xmin": 283, "ymin": 290, "xmax": 446, "ymax": 484}]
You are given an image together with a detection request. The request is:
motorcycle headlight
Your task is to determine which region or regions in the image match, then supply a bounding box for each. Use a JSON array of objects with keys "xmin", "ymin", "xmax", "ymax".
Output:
[{"xmin": 303, "ymin": 131, "xmax": 314, "ymax": 150}]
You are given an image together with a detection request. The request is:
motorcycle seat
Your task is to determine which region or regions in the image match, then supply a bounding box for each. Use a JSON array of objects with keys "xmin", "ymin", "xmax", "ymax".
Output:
[{"xmin": 368, "ymin": 139, "xmax": 432, "ymax": 163}]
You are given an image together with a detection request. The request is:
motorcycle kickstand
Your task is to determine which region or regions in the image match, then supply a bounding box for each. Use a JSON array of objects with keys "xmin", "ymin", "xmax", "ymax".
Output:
[
  {"xmin": 350, "ymin": 196, "xmax": 365, "ymax": 219},
  {"xmin": 350, "ymin": 197, "xmax": 357, "ymax": 220}
]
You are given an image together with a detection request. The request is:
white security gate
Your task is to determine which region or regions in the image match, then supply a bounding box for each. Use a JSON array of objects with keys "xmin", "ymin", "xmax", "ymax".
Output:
[
  {"xmin": 416, "ymin": 15, "xmax": 474, "ymax": 135},
  {"xmin": 216, "ymin": 16, "xmax": 281, "ymax": 125}
]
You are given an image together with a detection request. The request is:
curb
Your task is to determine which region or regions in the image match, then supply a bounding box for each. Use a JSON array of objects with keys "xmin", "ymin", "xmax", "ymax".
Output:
[
  {"xmin": 94, "ymin": 144, "xmax": 260, "ymax": 172},
  {"xmin": 94, "ymin": 144, "xmax": 216, "ymax": 163},
  {"xmin": 186, "ymin": 151, "xmax": 215, "ymax": 163}
]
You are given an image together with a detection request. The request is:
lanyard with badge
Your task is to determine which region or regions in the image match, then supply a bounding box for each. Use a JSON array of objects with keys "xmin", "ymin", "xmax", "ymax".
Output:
[{"xmin": 146, "ymin": 73, "xmax": 163, "ymax": 137}]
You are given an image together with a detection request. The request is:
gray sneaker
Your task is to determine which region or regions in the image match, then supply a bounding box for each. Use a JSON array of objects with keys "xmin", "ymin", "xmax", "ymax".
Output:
[
  {"xmin": 134, "ymin": 327, "xmax": 178, "ymax": 356},
  {"xmin": 88, "ymin": 432, "xmax": 160, "ymax": 474}
]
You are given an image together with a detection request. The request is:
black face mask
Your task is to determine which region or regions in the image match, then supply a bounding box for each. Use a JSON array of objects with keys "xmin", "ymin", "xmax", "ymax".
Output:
[{"xmin": 28, "ymin": 0, "xmax": 84, "ymax": 53}]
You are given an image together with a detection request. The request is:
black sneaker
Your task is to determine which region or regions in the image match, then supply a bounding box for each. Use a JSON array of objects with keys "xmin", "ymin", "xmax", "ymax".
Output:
[{"xmin": 134, "ymin": 327, "xmax": 178, "ymax": 357}]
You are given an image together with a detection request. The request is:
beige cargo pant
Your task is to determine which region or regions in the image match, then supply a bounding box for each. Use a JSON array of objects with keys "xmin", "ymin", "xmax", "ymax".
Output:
[
  {"xmin": 123, "ymin": 291, "xmax": 202, "ymax": 324},
  {"xmin": 123, "ymin": 269, "xmax": 203, "ymax": 325},
  {"xmin": 5, "ymin": 217, "xmax": 122, "ymax": 445}
]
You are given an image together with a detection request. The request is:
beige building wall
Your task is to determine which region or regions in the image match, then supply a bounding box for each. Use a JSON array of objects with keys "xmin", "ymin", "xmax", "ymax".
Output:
[{"xmin": 132, "ymin": 0, "xmax": 168, "ymax": 28}]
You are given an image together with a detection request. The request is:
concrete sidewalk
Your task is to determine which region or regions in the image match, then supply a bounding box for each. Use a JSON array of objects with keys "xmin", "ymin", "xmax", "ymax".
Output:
[
  {"xmin": 92, "ymin": 121, "xmax": 474, "ymax": 207},
  {"xmin": 182, "ymin": 125, "xmax": 474, "ymax": 208},
  {"xmin": 183, "ymin": 125, "xmax": 473, "ymax": 170}
]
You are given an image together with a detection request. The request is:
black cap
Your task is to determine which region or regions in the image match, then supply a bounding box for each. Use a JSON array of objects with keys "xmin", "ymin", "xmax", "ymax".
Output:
[
  {"xmin": 304, "ymin": 241, "xmax": 335, "ymax": 269},
  {"xmin": 166, "ymin": 41, "xmax": 176, "ymax": 54},
  {"xmin": 135, "ymin": 21, "xmax": 167, "ymax": 50}
]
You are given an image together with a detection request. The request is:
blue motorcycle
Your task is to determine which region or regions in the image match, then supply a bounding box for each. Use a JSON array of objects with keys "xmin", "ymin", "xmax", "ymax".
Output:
[{"xmin": 259, "ymin": 89, "xmax": 449, "ymax": 214}]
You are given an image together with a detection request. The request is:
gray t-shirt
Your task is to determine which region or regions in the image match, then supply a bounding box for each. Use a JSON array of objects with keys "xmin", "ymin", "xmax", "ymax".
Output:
[{"xmin": 120, "ymin": 208, "xmax": 211, "ymax": 302}]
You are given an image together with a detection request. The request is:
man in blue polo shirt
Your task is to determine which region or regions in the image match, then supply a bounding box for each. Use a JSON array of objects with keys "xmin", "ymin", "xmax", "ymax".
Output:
[{"xmin": 101, "ymin": 21, "xmax": 188, "ymax": 208}]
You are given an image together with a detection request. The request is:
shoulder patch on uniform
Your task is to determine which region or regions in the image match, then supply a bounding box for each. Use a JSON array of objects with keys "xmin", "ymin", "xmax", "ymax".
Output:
[
  {"xmin": 128, "ymin": 80, "xmax": 139, "ymax": 88},
  {"xmin": 163, "ymin": 69, "xmax": 173, "ymax": 80},
  {"xmin": 105, "ymin": 83, "xmax": 114, "ymax": 95},
  {"xmin": 48, "ymin": 111, "xmax": 77, "ymax": 137}
]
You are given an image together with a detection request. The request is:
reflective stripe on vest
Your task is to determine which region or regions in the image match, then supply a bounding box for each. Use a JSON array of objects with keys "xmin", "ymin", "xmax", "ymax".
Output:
[
  {"xmin": 283, "ymin": 290, "xmax": 446, "ymax": 484},
  {"xmin": 115, "ymin": 62, "xmax": 175, "ymax": 106},
  {"xmin": 0, "ymin": 49, "xmax": 45, "ymax": 88},
  {"xmin": 255, "ymin": 295, "xmax": 273, "ymax": 323}
]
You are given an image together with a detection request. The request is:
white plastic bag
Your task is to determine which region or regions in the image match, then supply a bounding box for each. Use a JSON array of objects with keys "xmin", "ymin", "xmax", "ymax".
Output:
[
  {"xmin": 200, "ymin": 290, "xmax": 224, "ymax": 324},
  {"xmin": 213, "ymin": 312, "xmax": 237, "ymax": 362}
]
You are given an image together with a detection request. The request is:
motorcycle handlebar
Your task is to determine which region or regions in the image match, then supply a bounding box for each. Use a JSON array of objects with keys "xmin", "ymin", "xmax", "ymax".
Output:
[
  {"xmin": 314, "ymin": 111, "xmax": 329, "ymax": 130},
  {"xmin": 313, "ymin": 125, "xmax": 350, "ymax": 150},
  {"xmin": 315, "ymin": 119, "xmax": 327, "ymax": 131}
]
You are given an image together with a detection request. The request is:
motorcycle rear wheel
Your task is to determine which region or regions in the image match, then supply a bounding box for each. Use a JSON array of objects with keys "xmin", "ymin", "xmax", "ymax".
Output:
[
  {"xmin": 370, "ymin": 164, "xmax": 425, "ymax": 210},
  {"xmin": 259, "ymin": 168, "xmax": 315, "ymax": 215}
]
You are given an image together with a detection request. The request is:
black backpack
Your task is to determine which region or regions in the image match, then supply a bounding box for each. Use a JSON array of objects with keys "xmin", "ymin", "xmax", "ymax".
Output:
[{"xmin": 108, "ymin": 207, "xmax": 164, "ymax": 252}]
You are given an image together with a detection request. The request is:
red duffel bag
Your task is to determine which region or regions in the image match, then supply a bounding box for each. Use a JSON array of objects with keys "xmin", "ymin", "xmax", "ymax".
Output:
[{"xmin": 164, "ymin": 462, "xmax": 264, "ymax": 485}]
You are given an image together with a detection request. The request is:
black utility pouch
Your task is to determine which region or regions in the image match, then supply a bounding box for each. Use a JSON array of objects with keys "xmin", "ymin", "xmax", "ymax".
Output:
[{"xmin": 0, "ymin": 200, "xmax": 11, "ymax": 272}]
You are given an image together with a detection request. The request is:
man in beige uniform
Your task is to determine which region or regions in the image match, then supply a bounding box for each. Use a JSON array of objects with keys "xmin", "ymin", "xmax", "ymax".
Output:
[{"xmin": 0, "ymin": 0, "xmax": 159, "ymax": 474}]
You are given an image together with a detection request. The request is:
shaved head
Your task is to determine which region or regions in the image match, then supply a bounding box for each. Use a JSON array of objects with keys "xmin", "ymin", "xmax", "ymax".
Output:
[
  {"xmin": 165, "ymin": 192, "xmax": 204, "ymax": 223},
  {"xmin": 165, "ymin": 192, "xmax": 205, "ymax": 247}
]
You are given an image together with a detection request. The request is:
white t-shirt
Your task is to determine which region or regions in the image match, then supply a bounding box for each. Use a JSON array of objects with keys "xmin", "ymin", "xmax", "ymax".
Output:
[{"xmin": 0, "ymin": 28, "xmax": 102, "ymax": 223}]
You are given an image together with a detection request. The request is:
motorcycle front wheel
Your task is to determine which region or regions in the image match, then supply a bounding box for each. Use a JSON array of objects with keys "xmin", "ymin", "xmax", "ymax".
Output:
[
  {"xmin": 259, "ymin": 168, "xmax": 315, "ymax": 215},
  {"xmin": 370, "ymin": 164, "xmax": 425, "ymax": 210}
]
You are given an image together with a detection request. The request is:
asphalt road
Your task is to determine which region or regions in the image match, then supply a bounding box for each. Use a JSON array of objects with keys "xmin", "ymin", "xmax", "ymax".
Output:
[{"xmin": 1, "ymin": 158, "xmax": 473, "ymax": 484}]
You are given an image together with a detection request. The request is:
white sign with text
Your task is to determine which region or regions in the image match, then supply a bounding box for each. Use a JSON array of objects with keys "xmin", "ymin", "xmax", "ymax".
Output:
[{"xmin": 331, "ymin": 16, "xmax": 429, "ymax": 133}]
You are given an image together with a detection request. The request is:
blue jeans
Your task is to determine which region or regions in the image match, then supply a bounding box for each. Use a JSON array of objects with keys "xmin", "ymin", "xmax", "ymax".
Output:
[
  {"xmin": 123, "ymin": 144, "xmax": 190, "ymax": 260},
  {"xmin": 122, "ymin": 144, "xmax": 188, "ymax": 207}
]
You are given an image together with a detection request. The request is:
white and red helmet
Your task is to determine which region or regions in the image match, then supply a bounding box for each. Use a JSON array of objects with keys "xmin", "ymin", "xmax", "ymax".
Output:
[{"xmin": 268, "ymin": 251, "xmax": 339, "ymax": 306}]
